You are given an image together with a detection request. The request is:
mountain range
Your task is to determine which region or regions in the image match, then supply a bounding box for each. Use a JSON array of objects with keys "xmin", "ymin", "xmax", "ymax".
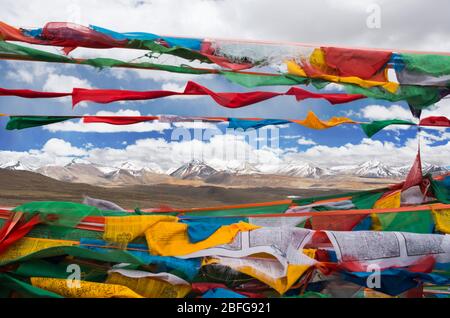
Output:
[{"xmin": 1, "ymin": 158, "xmax": 448, "ymax": 186}]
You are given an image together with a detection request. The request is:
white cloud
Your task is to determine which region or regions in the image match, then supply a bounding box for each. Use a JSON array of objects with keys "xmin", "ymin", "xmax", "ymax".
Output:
[
  {"xmin": 42, "ymin": 138, "xmax": 87, "ymax": 156},
  {"xmin": 342, "ymin": 110, "xmax": 359, "ymax": 118},
  {"xmin": 0, "ymin": 139, "xmax": 86, "ymax": 168},
  {"xmin": 359, "ymin": 101, "xmax": 450, "ymax": 133},
  {"xmin": 4, "ymin": 61, "xmax": 93, "ymax": 106},
  {"xmin": 297, "ymin": 137, "xmax": 317, "ymax": 145},
  {"xmin": 285, "ymin": 136, "xmax": 450, "ymax": 167},
  {"xmin": 282, "ymin": 135, "xmax": 303, "ymax": 139},
  {"xmin": 1, "ymin": 129, "xmax": 449, "ymax": 173},
  {"xmin": 5, "ymin": 62, "xmax": 56, "ymax": 84},
  {"xmin": 6, "ymin": 68, "xmax": 33, "ymax": 84},
  {"xmin": 422, "ymin": 98, "xmax": 450, "ymax": 118},
  {"xmin": 0, "ymin": 0, "xmax": 449, "ymax": 96},
  {"xmin": 360, "ymin": 105, "xmax": 415, "ymax": 121},
  {"xmin": 420, "ymin": 129, "xmax": 450, "ymax": 143},
  {"xmin": 43, "ymin": 74, "xmax": 92, "ymax": 92},
  {"xmin": 323, "ymin": 83, "xmax": 345, "ymax": 92},
  {"xmin": 3, "ymin": 0, "xmax": 450, "ymax": 84},
  {"xmin": 130, "ymin": 68, "xmax": 214, "ymax": 83}
]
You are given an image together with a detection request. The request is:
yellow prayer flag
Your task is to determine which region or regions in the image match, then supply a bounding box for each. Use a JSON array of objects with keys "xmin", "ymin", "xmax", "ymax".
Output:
[
  {"xmin": 371, "ymin": 190, "xmax": 402, "ymax": 231},
  {"xmin": 292, "ymin": 111, "xmax": 355, "ymax": 130},
  {"xmin": 103, "ymin": 215, "xmax": 177, "ymax": 247},
  {"xmin": 145, "ymin": 221, "xmax": 259, "ymax": 256},
  {"xmin": 285, "ymin": 59, "xmax": 307, "ymax": 77},
  {"xmin": 432, "ymin": 208, "xmax": 450, "ymax": 234},
  {"xmin": 0, "ymin": 237, "xmax": 76, "ymax": 264},
  {"xmin": 373, "ymin": 191, "xmax": 402, "ymax": 209},
  {"xmin": 30, "ymin": 277, "xmax": 143, "ymax": 298}
]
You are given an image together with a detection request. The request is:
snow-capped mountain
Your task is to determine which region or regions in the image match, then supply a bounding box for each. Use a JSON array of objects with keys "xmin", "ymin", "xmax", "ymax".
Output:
[
  {"xmin": 38, "ymin": 160, "xmax": 106, "ymax": 183},
  {"xmin": 103, "ymin": 161, "xmax": 164, "ymax": 178},
  {"xmin": 170, "ymin": 159, "xmax": 218, "ymax": 179},
  {"xmin": 423, "ymin": 163, "xmax": 449, "ymax": 175},
  {"xmin": 104, "ymin": 168, "xmax": 138, "ymax": 183},
  {"xmin": 276, "ymin": 163, "xmax": 325, "ymax": 178},
  {"xmin": 140, "ymin": 163, "xmax": 165, "ymax": 174},
  {"xmin": 327, "ymin": 164, "xmax": 359, "ymax": 174},
  {"xmin": 111, "ymin": 162, "xmax": 143, "ymax": 177},
  {"xmin": 95, "ymin": 165, "xmax": 118, "ymax": 175},
  {"xmin": 65, "ymin": 158, "xmax": 92, "ymax": 166},
  {"xmin": 229, "ymin": 162, "xmax": 260, "ymax": 175},
  {"xmin": 353, "ymin": 160, "xmax": 401, "ymax": 178},
  {"xmin": 2, "ymin": 157, "xmax": 449, "ymax": 184},
  {"xmin": 0, "ymin": 160, "xmax": 36, "ymax": 171}
]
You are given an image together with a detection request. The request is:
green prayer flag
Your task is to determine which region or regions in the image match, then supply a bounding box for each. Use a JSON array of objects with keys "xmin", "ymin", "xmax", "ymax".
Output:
[
  {"xmin": 184, "ymin": 203, "xmax": 290, "ymax": 217},
  {"xmin": 15, "ymin": 259, "xmax": 108, "ymax": 282},
  {"xmin": 82, "ymin": 57, "xmax": 211, "ymax": 75},
  {"xmin": 351, "ymin": 192, "xmax": 384, "ymax": 210},
  {"xmin": 293, "ymin": 189, "xmax": 387, "ymax": 207},
  {"xmin": 361, "ymin": 119, "xmax": 416, "ymax": 137},
  {"xmin": 221, "ymin": 71, "xmax": 308, "ymax": 88},
  {"xmin": 15, "ymin": 260, "xmax": 74, "ymax": 279},
  {"xmin": 0, "ymin": 41, "xmax": 73, "ymax": 63},
  {"xmin": 6, "ymin": 116, "xmax": 74, "ymax": 130},
  {"xmin": 12, "ymin": 201, "xmax": 103, "ymax": 229},
  {"xmin": 401, "ymin": 53, "xmax": 450, "ymax": 77},
  {"xmin": 0, "ymin": 273, "xmax": 62, "ymax": 298},
  {"xmin": 127, "ymin": 40, "xmax": 211, "ymax": 63},
  {"xmin": 376, "ymin": 211, "xmax": 434, "ymax": 233},
  {"xmin": 430, "ymin": 178, "xmax": 450, "ymax": 204},
  {"xmin": 0, "ymin": 245, "xmax": 143, "ymax": 267},
  {"xmin": 344, "ymin": 84, "xmax": 442, "ymax": 109}
]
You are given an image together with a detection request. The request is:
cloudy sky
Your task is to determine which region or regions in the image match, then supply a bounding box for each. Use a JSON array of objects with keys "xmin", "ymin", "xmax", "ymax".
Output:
[{"xmin": 0, "ymin": 0, "xmax": 449, "ymax": 172}]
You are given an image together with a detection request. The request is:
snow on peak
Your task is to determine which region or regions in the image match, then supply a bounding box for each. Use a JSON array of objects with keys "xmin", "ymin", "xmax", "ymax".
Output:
[
  {"xmin": 226, "ymin": 162, "xmax": 260, "ymax": 175},
  {"xmin": 277, "ymin": 162, "xmax": 325, "ymax": 178},
  {"xmin": 65, "ymin": 158, "xmax": 91, "ymax": 166},
  {"xmin": 118, "ymin": 161, "xmax": 141, "ymax": 171},
  {"xmin": 170, "ymin": 160, "xmax": 218, "ymax": 179},
  {"xmin": 354, "ymin": 160, "xmax": 400, "ymax": 178},
  {"xmin": 0, "ymin": 160, "xmax": 35, "ymax": 171}
]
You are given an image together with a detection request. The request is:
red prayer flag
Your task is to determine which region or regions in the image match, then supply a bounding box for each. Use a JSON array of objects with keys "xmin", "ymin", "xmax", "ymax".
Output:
[
  {"xmin": 83, "ymin": 116, "xmax": 159, "ymax": 125},
  {"xmin": 286, "ymin": 87, "xmax": 365, "ymax": 104},
  {"xmin": 0, "ymin": 81, "xmax": 365, "ymax": 108},
  {"xmin": 0, "ymin": 213, "xmax": 41, "ymax": 255},
  {"xmin": 0, "ymin": 21, "xmax": 128, "ymax": 54},
  {"xmin": 419, "ymin": 116, "xmax": 450, "ymax": 127},
  {"xmin": 311, "ymin": 214, "xmax": 368, "ymax": 231},
  {"xmin": 321, "ymin": 47, "xmax": 392, "ymax": 81},
  {"xmin": 0, "ymin": 88, "xmax": 70, "ymax": 98},
  {"xmin": 183, "ymin": 81, "xmax": 281, "ymax": 108},
  {"xmin": 72, "ymin": 88, "xmax": 176, "ymax": 107},
  {"xmin": 402, "ymin": 150, "xmax": 423, "ymax": 190},
  {"xmin": 72, "ymin": 81, "xmax": 364, "ymax": 107}
]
